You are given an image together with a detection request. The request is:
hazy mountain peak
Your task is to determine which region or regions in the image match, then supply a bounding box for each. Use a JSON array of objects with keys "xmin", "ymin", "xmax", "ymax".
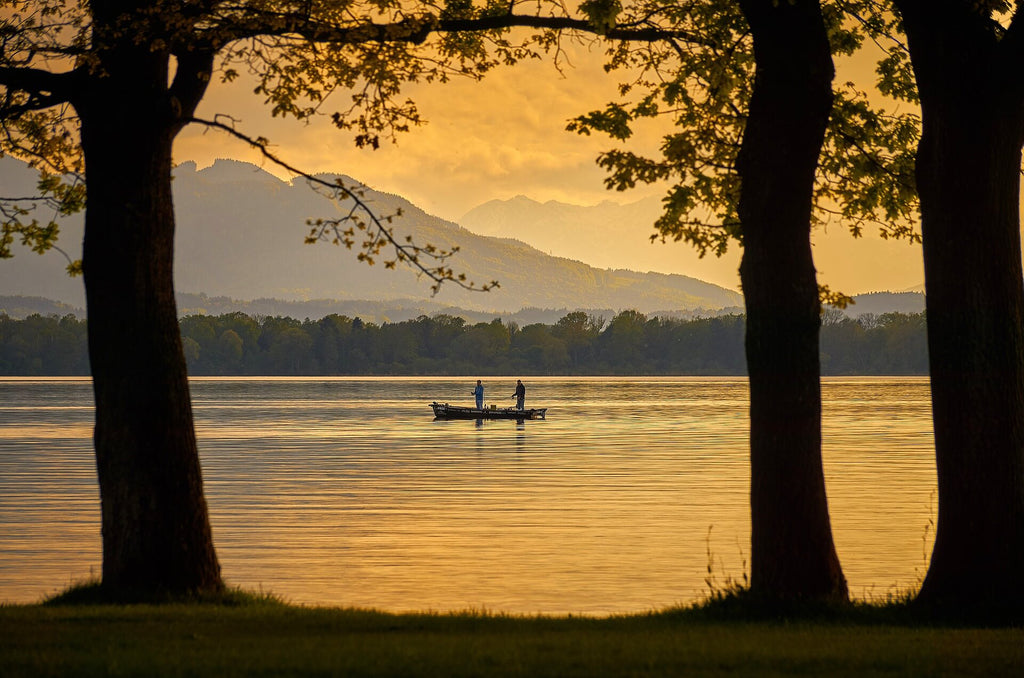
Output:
[
  {"xmin": 467, "ymin": 195, "xmax": 543, "ymax": 211},
  {"xmin": 196, "ymin": 158, "xmax": 289, "ymax": 183}
]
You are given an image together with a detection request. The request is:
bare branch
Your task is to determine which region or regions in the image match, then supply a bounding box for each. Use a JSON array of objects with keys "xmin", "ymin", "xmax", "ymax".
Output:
[{"xmin": 188, "ymin": 114, "xmax": 499, "ymax": 295}]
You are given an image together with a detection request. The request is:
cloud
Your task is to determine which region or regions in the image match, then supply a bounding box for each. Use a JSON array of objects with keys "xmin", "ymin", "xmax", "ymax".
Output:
[{"xmin": 174, "ymin": 41, "xmax": 668, "ymax": 221}]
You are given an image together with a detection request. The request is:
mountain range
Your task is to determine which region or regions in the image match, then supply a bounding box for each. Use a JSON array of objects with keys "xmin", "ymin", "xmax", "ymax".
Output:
[
  {"xmin": 1, "ymin": 157, "xmax": 931, "ymax": 322},
  {"xmin": 0, "ymin": 289, "xmax": 924, "ymax": 324},
  {"xmin": 0, "ymin": 157, "xmax": 743, "ymax": 314}
]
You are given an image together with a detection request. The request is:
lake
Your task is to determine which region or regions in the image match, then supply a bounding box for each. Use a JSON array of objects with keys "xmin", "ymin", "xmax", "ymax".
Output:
[{"xmin": 0, "ymin": 376, "xmax": 936, "ymax": 614}]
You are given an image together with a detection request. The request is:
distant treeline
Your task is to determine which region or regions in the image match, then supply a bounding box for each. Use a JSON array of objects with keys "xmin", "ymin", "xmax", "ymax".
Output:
[{"xmin": 0, "ymin": 310, "xmax": 929, "ymax": 376}]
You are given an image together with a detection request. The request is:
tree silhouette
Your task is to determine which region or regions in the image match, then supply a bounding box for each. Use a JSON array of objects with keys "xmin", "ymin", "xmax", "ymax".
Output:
[
  {"xmin": 734, "ymin": 0, "xmax": 848, "ymax": 600},
  {"xmin": 892, "ymin": 0, "xmax": 1024, "ymax": 621}
]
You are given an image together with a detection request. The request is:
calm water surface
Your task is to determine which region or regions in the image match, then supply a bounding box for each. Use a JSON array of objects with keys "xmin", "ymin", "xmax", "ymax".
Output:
[{"xmin": 0, "ymin": 377, "xmax": 936, "ymax": 614}]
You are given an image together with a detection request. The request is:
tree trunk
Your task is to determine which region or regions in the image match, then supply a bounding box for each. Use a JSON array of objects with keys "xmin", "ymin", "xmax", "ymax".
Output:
[
  {"xmin": 76, "ymin": 21, "xmax": 222, "ymax": 597},
  {"xmin": 895, "ymin": 1, "xmax": 1024, "ymax": 619},
  {"xmin": 736, "ymin": 0, "xmax": 847, "ymax": 600}
]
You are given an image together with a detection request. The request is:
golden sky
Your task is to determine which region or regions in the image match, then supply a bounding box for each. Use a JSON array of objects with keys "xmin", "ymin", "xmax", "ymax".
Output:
[{"xmin": 173, "ymin": 42, "xmax": 924, "ymax": 295}]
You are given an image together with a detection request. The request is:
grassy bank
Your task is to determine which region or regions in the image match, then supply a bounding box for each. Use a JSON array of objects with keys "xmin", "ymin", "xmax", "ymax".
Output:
[{"xmin": 2, "ymin": 600, "xmax": 1022, "ymax": 678}]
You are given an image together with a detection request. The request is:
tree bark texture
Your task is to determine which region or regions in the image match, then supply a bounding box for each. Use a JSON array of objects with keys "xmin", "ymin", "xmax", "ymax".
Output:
[
  {"xmin": 736, "ymin": 0, "xmax": 848, "ymax": 600},
  {"xmin": 75, "ymin": 3, "xmax": 222, "ymax": 597},
  {"xmin": 895, "ymin": 1, "xmax": 1024, "ymax": 619}
]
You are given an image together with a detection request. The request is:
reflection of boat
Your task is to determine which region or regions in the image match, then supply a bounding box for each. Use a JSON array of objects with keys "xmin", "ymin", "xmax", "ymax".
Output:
[{"xmin": 430, "ymin": 402, "xmax": 547, "ymax": 420}]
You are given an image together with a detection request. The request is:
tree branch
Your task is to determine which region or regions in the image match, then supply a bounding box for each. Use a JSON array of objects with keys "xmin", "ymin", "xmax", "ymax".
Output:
[
  {"xmin": 0, "ymin": 65, "xmax": 76, "ymax": 104},
  {"xmin": 0, "ymin": 90, "xmax": 70, "ymax": 117},
  {"xmin": 436, "ymin": 15, "xmax": 709, "ymax": 44},
  {"xmin": 168, "ymin": 49, "xmax": 217, "ymax": 126},
  {"xmin": 210, "ymin": 12, "xmax": 437, "ymax": 45},
  {"xmin": 210, "ymin": 11, "xmax": 710, "ymax": 48}
]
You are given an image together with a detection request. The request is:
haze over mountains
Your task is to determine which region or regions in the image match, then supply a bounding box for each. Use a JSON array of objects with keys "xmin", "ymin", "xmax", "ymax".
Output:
[
  {"xmin": 461, "ymin": 195, "xmax": 928, "ymax": 295},
  {"xmin": 0, "ymin": 157, "xmax": 745, "ymax": 315},
  {"xmin": 461, "ymin": 195, "xmax": 698, "ymax": 281},
  {"xmin": 1, "ymin": 157, "xmax": 930, "ymax": 321}
]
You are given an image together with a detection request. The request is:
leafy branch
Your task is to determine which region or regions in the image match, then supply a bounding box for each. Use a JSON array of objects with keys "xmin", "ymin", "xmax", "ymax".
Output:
[{"xmin": 0, "ymin": 134, "xmax": 85, "ymax": 275}]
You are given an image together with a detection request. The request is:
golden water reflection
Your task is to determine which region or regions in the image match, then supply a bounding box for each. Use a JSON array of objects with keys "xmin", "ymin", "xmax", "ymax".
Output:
[{"xmin": 0, "ymin": 377, "xmax": 935, "ymax": 613}]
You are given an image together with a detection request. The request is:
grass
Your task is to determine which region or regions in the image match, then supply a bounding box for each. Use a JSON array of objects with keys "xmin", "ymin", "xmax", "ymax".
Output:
[{"xmin": 2, "ymin": 586, "xmax": 1022, "ymax": 677}]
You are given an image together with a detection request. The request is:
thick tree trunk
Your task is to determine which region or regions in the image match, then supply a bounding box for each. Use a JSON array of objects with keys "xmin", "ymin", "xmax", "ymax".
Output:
[
  {"xmin": 76, "ymin": 25, "xmax": 222, "ymax": 597},
  {"xmin": 916, "ymin": 108, "xmax": 1024, "ymax": 620},
  {"xmin": 896, "ymin": 1, "xmax": 1024, "ymax": 619},
  {"xmin": 736, "ymin": 0, "xmax": 847, "ymax": 600}
]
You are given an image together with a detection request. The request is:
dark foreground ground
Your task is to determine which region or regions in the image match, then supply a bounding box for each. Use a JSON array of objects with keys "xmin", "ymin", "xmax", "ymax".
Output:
[{"xmin": 1, "ymin": 601, "xmax": 1022, "ymax": 677}]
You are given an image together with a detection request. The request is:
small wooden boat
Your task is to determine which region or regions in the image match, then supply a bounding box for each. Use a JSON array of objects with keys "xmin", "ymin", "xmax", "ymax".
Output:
[{"xmin": 430, "ymin": 401, "xmax": 547, "ymax": 420}]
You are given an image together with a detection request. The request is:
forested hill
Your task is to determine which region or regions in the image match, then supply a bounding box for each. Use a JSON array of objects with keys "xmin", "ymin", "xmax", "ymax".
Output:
[
  {"xmin": 0, "ymin": 310, "xmax": 928, "ymax": 376},
  {"xmin": 0, "ymin": 290, "xmax": 923, "ymax": 324},
  {"xmin": 0, "ymin": 157, "xmax": 742, "ymax": 313},
  {"xmin": 0, "ymin": 295, "xmax": 84, "ymax": 319}
]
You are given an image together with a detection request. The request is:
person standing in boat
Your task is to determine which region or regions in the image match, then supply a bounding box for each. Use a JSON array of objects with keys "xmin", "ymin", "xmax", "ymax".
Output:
[
  {"xmin": 473, "ymin": 379, "xmax": 484, "ymax": 409},
  {"xmin": 511, "ymin": 379, "xmax": 526, "ymax": 410}
]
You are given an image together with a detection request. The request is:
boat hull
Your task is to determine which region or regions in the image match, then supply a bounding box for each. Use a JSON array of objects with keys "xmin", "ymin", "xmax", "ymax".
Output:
[{"xmin": 430, "ymin": 402, "xmax": 547, "ymax": 420}]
